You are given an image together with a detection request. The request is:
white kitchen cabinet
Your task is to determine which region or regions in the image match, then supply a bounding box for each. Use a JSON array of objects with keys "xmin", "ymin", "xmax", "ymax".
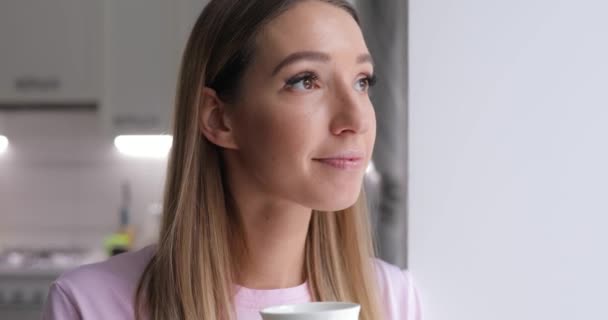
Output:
[
  {"xmin": 0, "ymin": 0, "xmax": 101, "ymax": 105},
  {"xmin": 0, "ymin": 0, "xmax": 208, "ymax": 133},
  {"xmin": 101, "ymin": 0, "xmax": 181, "ymax": 135},
  {"xmin": 101, "ymin": 0, "xmax": 209, "ymax": 136}
]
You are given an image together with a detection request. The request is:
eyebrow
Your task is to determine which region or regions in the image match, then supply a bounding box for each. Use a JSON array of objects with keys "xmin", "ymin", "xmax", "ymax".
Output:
[{"xmin": 271, "ymin": 51, "xmax": 374, "ymax": 76}]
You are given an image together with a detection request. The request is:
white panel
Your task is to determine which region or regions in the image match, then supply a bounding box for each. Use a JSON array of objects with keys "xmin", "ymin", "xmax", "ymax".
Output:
[{"xmin": 409, "ymin": 0, "xmax": 608, "ymax": 319}]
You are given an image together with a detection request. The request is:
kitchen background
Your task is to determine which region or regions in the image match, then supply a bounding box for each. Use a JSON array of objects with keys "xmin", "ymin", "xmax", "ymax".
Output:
[
  {"xmin": 2, "ymin": 0, "xmax": 608, "ymax": 320},
  {"xmin": 0, "ymin": 0, "xmax": 191, "ymax": 318},
  {"xmin": 0, "ymin": 0, "xmax": 409, "ymax": 319}
]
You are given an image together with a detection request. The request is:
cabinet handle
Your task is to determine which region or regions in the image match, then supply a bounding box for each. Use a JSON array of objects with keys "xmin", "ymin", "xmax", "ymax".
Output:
[{"xmin": 14, "ymin": 76, "xmax": 61, "ymax": 92}]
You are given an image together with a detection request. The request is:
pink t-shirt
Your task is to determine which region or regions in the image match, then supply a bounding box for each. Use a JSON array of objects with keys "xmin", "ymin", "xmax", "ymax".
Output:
[{"xmin": 42, "ymin": 245, "xmax": 422, "ymax": 319}]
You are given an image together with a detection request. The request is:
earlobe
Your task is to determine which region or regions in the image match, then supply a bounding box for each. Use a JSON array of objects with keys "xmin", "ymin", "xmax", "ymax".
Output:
[{"xmin": 198, "ymin": 87, "xmax": 238, "ymax": 149}]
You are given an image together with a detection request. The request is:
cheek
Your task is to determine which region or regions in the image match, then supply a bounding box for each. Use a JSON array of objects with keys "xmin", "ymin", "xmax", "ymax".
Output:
[{"xmin": 236, "ymin": 107, "xmax": 315, "ymax": 172}]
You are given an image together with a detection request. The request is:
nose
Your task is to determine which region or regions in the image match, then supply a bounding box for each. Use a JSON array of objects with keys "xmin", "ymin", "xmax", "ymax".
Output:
[{"xmin": 328, "ymin": 79, "xmax": 372, "ymax": 136}]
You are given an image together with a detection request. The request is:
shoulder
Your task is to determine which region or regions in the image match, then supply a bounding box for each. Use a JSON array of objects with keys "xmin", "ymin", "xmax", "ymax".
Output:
[
  {"xmin": 372, "ymin": 258, "xmax": 423, "ymax": 320},
  {"xmin": 54, "ymin": 245, "xmax": 155, "ymax": 292},
  {"xmin": 42, "ymin": 245, "xmax": 156, "ymax": 320}
]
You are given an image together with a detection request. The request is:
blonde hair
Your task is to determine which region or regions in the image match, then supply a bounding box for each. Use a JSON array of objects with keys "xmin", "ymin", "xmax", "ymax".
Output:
[{"xmin": 135, "ymin": 1, "xmax": 384, "ymax": 319}]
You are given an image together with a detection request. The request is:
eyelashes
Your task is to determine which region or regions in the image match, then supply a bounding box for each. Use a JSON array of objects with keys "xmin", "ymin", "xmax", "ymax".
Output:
[
  {"xmin": 285, "ymin": 71, "xmax": 319, "ymax": 90},
  {"xmin": 359, "ymin": 74, "xmax": 377, "ymax": 91},
  {"xmin": 365, "ymin": 74, "xmax": 378, "ymax": 88},
  {"xmin": 284, "ymin": 71, "xmax": 377, "ymax": 92}
]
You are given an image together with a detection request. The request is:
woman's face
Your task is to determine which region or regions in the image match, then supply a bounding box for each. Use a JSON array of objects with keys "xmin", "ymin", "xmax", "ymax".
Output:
[{"xmin": 226, "ymin": 1, "xmax": 376, "ymax": 211}]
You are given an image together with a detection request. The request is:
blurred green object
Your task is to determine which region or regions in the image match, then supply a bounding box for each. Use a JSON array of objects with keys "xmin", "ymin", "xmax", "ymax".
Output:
[
  {"xmin": 104, "ymin": 232, "xmax": 131, "ymax": 256},
  {"xmin": 103, "ymin": 180, "xmax": 135, "ymax": 257}
]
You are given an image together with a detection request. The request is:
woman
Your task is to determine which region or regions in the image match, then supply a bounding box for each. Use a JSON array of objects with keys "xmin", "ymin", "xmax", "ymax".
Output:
[{"xmin": 42, "ymin": 0, "xmax": 421, "ymax": 319}]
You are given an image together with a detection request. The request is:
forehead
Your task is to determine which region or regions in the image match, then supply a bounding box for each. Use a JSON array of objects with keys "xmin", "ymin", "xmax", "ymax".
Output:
[{"xmin": 254, "ymin": 1, "xmax": 368, "ymax": 64}]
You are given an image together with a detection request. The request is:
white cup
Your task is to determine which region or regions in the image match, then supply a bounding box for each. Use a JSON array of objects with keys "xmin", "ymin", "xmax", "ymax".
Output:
[{"xmin": 260, "ymin": 302, "xmax": 360, "ymax": 320}]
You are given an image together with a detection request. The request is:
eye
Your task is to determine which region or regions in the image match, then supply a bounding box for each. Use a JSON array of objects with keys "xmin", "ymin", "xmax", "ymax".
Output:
[
  {"xmin": 354, "ymin": 74, "xmax": 377, "ymax": 92},
  {"xmin": 285, "ymin": 72, "xmax": 319, "ymax": 91}
]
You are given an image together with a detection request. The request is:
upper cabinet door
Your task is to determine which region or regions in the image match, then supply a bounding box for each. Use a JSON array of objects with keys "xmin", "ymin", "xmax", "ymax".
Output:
[
  {"xmin": 101, "ymin": 0, "xmax": 208, "ymax": 136},
  {"xmin": 102, "ymin": 0, "xmax": 181, "ymax": 135},
  {"xmin": 0, "ymin": 0, "xmax": 101, "ymax": 104}
]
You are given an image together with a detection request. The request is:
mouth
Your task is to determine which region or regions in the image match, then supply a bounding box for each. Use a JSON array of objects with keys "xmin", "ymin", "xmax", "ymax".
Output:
[{"xmin": 313, "ymin": 152, "xmax": 365, "ymax": 170}]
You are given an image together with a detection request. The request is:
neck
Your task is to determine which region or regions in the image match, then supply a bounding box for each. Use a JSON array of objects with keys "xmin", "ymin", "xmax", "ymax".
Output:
[{"xmin": 233, "ymin": 202, "xmax": 312, "ymax": 289}]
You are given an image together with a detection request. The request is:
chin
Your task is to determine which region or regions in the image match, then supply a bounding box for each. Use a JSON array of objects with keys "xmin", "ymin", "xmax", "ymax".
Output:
[{"xmin": 312, "ymin": 191, "xmax": 361, "ymax": 212}]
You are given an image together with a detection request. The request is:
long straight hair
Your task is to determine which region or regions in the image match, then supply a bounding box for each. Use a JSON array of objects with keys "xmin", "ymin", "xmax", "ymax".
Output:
[{"xmin": 135, "ymin": 1, "xmax": 384, "ymax": 319}]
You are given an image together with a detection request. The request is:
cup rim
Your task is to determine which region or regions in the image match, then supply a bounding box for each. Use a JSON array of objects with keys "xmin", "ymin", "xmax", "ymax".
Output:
[{"xmin": 260, "ymin": 301, "xmax": 360, "ymax": 315}]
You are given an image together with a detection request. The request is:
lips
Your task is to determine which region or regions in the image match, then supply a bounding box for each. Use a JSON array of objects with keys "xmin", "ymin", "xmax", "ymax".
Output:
[{"xmin": 313, "ymin": 151, "xmax": 365, "ymax": 170}]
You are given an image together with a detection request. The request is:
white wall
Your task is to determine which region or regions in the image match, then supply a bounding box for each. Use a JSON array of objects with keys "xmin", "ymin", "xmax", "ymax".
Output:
[
  {"xmin": 409, "ymin": 1, "xmax": 608, "ymax": 319},
  {"xmin": 0, "ymin": 111, "xmax": 167, "ymax": 250}
]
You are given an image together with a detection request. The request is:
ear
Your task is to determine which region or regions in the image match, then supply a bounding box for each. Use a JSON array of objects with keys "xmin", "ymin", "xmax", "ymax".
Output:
[{"xmin": 198, "ymin": 87, "xmax": 238, "ymax": 149}]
